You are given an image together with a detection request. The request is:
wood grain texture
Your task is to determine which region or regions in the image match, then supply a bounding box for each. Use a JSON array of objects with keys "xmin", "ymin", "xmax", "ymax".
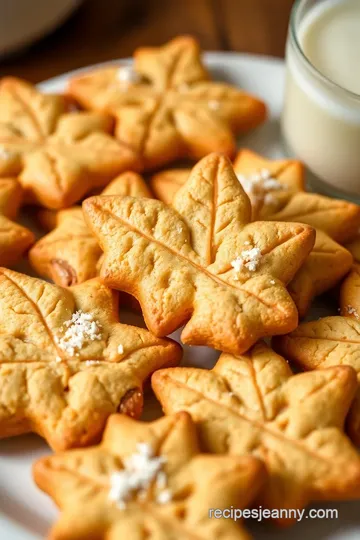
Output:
[
  {"xmin": 0, "ymin": 0, "xmax": 293, "ymax": 83},
  {"xmin": 214, "ymin": 0, "xmax": 294, "ymax": 57}
]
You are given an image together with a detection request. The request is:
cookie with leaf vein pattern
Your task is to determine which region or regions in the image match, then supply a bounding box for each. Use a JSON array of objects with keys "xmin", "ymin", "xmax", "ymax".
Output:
[
  {"xmin": 0, "ymin": 269, "xmax": 181, "ymax": 450},
  {"xmin": 152, "ymin": 341, "xmax": 360, "ymax": 524},
  {"xmin": 34, "ymin": 412, "xmax": 265, "ymax": 540},
  {"xmin": 0, "ymin": 77, "xmax": 138, "ymax": 209},
  {"xmin": 84, "ymin": 153, "xmax": 315, "ymax": 354},
  {"xmin": 68, "ymin": 36, "xmax": 266, "ymax": 170}
]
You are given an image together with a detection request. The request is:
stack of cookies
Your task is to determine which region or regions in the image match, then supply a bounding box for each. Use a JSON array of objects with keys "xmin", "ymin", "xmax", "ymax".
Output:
[{"xmin": 1, "ymin": 36, "xmax": 360, "ymax": 539}]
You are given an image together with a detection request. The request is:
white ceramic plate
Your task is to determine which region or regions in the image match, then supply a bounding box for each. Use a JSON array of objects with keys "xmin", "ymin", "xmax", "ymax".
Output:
[{"xmin": 1, "ymin": 53, "xmax": 359, "ymax": 540}]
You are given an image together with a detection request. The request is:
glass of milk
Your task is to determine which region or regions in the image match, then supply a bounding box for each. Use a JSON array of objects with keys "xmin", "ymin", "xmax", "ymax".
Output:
[{"xmin": 282, "ymin": 0, "xmax": 360, "ymax": 201}]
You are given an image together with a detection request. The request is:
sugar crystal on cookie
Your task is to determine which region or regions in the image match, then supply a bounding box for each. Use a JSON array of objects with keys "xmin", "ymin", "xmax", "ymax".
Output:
[
  {"xmin": 56, "ymin": 310, "xmax": 102, "ymax": 356},
  {"xmin": 237, "ymin": 169, "xmax": 286, "ymax": 206},
  {"xmin": 231, "ymin": 246, "xmax": 262, "ymax": 274},
  {"xmin": 109, "ymin": 443, "xmax": 171, "ymax": 508}
]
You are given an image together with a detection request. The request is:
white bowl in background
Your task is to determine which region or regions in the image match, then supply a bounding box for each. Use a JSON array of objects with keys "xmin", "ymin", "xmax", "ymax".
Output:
[{"xmin": 0, "ymin": 0, "xmax": 82, "ymax": 58}]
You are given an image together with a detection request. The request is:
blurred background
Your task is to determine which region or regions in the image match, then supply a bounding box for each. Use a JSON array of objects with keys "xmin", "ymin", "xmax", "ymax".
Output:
[{"xmin": 0, "ymin": 0, "xmax": 294, "ymax": 82}]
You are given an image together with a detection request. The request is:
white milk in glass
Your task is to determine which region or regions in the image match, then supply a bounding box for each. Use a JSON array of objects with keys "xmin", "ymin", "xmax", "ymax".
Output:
[{"xmin": 282, "ymin": 0, "xmax": 360, "ymax": 198}]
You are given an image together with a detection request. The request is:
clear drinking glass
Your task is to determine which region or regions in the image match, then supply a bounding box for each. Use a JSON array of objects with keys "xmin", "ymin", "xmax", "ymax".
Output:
[{"xmin": 281, "ymin": 0, "xmax": 360, "ymax": 202}]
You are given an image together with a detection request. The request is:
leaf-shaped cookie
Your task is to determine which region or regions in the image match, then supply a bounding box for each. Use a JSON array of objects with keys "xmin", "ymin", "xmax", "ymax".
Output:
[
  {"xmin": 275, "ymin": 274, "xmax": 360, "ymax": 444},
  {"xmin": 152, "ymin": 342, "xmax": 360, "ymax": 524},
  {"xmin": 29, "ymin": 172, "xmax": 152, "ymax": 287},
  {"xmin": 0, "ymin": 177, "xmax": 34, "ymax": 266},
  {"xmin": 288, "ymin": 229, "xmax": 353, "ymax": 318},
  {"xmin": 269, "ymin": 192, "xmax": 360, "ymax": 243},
  {"xmin": 0, "ymin": 269, "xmax": 181, "ymax": 450},
  {"xmin": 68, "ymin": 36, "xmax": 266, "ymax": 170},
  {"xmin": 0, "ymin": 78, "xmax": 138, "ymax": 209},
  {"xmin": 84, "ymin": 154, "xmax": 315, "ymax": 354},
  {"xmin": 34, "ymin": 412, "xmax": 265, "ymax": 540}
]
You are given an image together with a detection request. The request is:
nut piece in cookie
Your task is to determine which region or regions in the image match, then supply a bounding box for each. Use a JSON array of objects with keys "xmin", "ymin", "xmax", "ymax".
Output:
[
  {"xmin": 0, "ymin": 269, "xmax": 181, "ymax": 450},
  {"xmin": 0, "ymin": 77, "xmax": 138, "ymax": 209},
  {"xmin": 68, "ymin": 36, "xmax": 267, "ymax": 170},
  {"xmin": 84, "ymin": 153, "xmax": 315, "ymax": 355},
  {"xmin": 29, "ymin": 172, "xmax": 151, "ymax": 287},
  {"xmin": 153, "ymin": 341, "xmax": 360, "ymax": 525},
  {"xmin": 34, "ymin": 412, "xmax": 265, "ymax": 540}
]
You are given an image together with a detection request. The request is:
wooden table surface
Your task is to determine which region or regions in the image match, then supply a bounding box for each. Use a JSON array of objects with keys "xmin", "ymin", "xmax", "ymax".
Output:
[{"xmin": 0, "ymin": 0, "xmax": 294, "ymax": 83}]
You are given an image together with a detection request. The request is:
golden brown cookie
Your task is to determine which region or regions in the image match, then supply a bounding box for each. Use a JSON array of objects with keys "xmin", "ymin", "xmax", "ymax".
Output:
[
  {"xmin": 34, "ymin": 412, "xmax": 265, "ymax": 540},
  {"xmin": 84, "ymin": 153, "xmax": 315, "ymax": 354},
  {"xmin": 288, "ymin": 230, "xmax": 353, "ymax": 318},
  {"xmin": 29, "ymin": 172, "xmax": 151, "ymax": 287},
  {"xmin": 269, "ymin": 192, "xmax": 360, "ymax": 243},
  {"xmin": 0, "ymin": 177, "xmax": 34, "ymax": 266},
  {"xmin": 68, "ymin": 36, "xmax": 267, "ymax": 170},
  {"xmin": 152, "ymin": 341, "xmax": 360, "ymax": 524},
  {"xmin": 152, "ymin": 153, "xmax": 354, "ymax": 317},
  {"xmin": 0, "ymin": 77, "xmax": 138, "ymax": 209},
  {"xmin": 0, "ymin": 269, "xmax": 181, "ymax": 450}
]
